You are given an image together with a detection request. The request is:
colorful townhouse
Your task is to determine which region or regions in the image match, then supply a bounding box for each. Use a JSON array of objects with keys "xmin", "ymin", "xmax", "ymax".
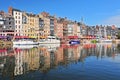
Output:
[
  {"xmin": 22, "ymin": 12, "xmax": 39, "ymax": 39},
  {"xmin": 0, "ymin": 11, "xmax": 15, "ymax": 40},
  {"xmin": 9, "ymin": 7, "xmax": 22, "ymax": 36}
]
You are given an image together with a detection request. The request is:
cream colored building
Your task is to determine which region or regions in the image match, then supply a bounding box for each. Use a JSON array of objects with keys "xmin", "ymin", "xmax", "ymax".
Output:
[{"xmin": 9, "ymin": 7, "xmax": 23, "ymax": 36}]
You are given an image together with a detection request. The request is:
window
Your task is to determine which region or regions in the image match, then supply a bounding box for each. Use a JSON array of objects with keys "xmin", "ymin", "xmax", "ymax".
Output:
[
  {"xmin": 19, "ymin": 21, "xmax": 20, "ymax": 24},
  {"xmin": 9, "ymin": 22, "xmax": 11, "ymax": 24},
  {"xmin": 0, "ymin": 26, "xmax": 2, "ymax": 28},
  {"xmin": 0, "ymin": 21, "xmax": 4, "ymax": 25},
  {"xmin": 22, "ymin": 16, "xmax": 27, "ymax": 24}
]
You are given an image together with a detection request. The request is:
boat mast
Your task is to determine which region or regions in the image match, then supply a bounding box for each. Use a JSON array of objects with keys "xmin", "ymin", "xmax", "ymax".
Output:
[
  {"xmin": 104, "ymin": 26, "xmax": 107, "ymax": 39},
  {"xmin": 99, "ymin": 26, "xmax": 102, "ymax": 39}
]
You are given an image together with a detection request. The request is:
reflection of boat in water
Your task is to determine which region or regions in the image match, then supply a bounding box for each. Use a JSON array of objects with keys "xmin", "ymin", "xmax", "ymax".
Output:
[
  {"xmin": 13, "ymin": 45, "xmax": 38, "ymax": 49},
  {"xmin": 61, "ymin": 44, "xmax": 79, "ymax": 49},
  {"xmin": 99, "ymin": 39, "xmax": 112, "ymax": 43},
  {"xmin": 96, "ymin": 43, "xmax": 112, "ymax": 45},
  {"xmin": 39, "ymin": 44, "xmax": 60, "ymax": 51},
  {"xmin": 69, "ymin": 40, "xmax": 80, "ymax": 45},
  {"xmin": 39, "ymin": 36, "xmax": 60, "ymax": 44},
  {"xmin": 13, "ymin": 39, "xmax": 39, "ymax": 45}
]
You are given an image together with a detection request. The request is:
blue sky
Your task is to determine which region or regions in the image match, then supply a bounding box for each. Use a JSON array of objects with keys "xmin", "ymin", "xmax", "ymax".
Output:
[{"xmin": 0, "ymin": 0, "xmax": 120, "ymax": 27}]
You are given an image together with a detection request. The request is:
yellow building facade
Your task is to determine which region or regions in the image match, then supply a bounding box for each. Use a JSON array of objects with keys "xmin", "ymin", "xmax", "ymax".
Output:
[
  {"xmin": 22, "ymin": 12, "xmax": 39, "ymax": 39},
  {"xmin": 38, "ymin": 14, "xmax": 50, "ymax": 39}
]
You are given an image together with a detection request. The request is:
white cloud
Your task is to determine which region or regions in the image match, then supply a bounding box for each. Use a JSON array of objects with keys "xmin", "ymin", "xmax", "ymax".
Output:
[{"xmin": 103, "ymin": 15, "xmax": 120, "ymax": 27}]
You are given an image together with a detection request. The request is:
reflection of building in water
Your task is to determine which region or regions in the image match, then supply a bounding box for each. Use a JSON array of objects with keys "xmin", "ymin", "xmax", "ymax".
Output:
[
  {"xmin": 81, "ymin": 43, "xmax": 118, "ymax": 59},
  {"xmin": 38, "ymin": 44, "xmax": 81, "ymax": 70},
  {"xmin": 60, "ymin": 44, "xmax": 81, "ymax": 65},
  {"xmin": 39, "ymin": 46, "xmax": 50, "ymax": 72},
  {"xmin": 1, "ymin": 52, "xmax": 15, "ymax": 80},
  {"xmin": 0, "ymin": 43, "xmax": 119, "ymax": 77},
  {"xmin": 13, "ymin": 47, "xmax": 40, "ymax": 76},
  {"xmin": 14, "ymin": 49, "xmax": 23, "ymax": 76},
  {"xmin": 0, "ymin": 49, "xmax": 7, "ymax": 57},
  {"xmin": 22, "ymin": 48, "xmax": 39, "ymax": 71},
  {"xmin": 54, "ymin": 47, "xmax": 64, "ymax": 65}
]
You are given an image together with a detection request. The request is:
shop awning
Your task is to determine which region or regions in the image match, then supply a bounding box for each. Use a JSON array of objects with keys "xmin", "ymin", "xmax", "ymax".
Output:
[
  {"xmin": 15, "ymin": 36, "xmax": 29, "ymax": 39},
  {"xmin": 29, "ymin": 36, "xmax": 37, "ymax": 38},
  {"xmin": 68, "ymin": 36, "xmax": 78, "ymax": 39},
  {"xmin": 0, "ymin": 49, "xmax": 7, "ymax": 53},
  {"xmin": 0, "ymin": 36, "xmax": 7, "ymax": 39}
]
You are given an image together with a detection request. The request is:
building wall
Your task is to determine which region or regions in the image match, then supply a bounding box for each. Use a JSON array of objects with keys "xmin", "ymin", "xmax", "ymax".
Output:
[
  {"xmin": 67, "ymin": 23, "xmax": 77, "ymax": 36},
  {"xmin": 67, "ymin": 24, "xmax": 73, "ymax": 36},
  {"xmin": 38, "ymin": 14, "xmax": 50, "ymax": 38},
  {"xmin": 22, "ymin": 12, "xmax": 39, "ymax": 38},
  {"xmin": 13, "ymin": 10, "xmax": 22, "ymax": 36},
  {"xmin": 73, "ymin": 23, "xmax": 78, "ymax": 36},
  {"xmin": 55, "ymin": 22, "xmax": 63, "ymax": 39},
  {"xmin": 0, "ymin": 12, "xmax": 15, "ymax": 38}
]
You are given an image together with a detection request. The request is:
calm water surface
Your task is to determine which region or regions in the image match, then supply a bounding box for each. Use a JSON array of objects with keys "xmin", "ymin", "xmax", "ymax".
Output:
[{"xmin": 0, "ymin": 43, "xmax": 120, "ymax": 80}]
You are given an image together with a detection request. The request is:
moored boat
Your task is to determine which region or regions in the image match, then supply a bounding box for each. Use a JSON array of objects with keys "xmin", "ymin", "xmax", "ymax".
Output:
[
  {"xmin": 13, "ymin": 39, "xmax": 39, "ymax": 45},
  {"xmin": 13, "ymin": 44, "xmax": 38, "ymax": 49},
  {"xmin": 69, "ymin": 40, "xmax": 80, "ymax": 45}
]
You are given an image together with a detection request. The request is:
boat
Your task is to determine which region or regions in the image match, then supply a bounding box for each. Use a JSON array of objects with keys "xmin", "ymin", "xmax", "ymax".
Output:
[
  {"xmin": 69, "ymin": 40, "xmax": 80, "ymax": 45},
  {"xmin": 13, "ymin": 44, "xmax": 39, "ymax": 49},
  {"xmin": 13, "ymin": 39, "xmax": 39, "ymax": 45},
  {"xmin": 39, "ymin": 36, "xmax": 60, "ymax": 44}
]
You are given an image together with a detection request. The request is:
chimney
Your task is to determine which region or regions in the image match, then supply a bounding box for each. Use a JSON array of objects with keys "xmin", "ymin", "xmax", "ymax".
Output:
[{"xmin": 8, "ymin": 6, "xmax": 13, "ymax": 15}]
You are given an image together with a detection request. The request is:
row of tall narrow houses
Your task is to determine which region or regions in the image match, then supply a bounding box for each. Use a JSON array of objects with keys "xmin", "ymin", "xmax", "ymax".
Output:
[{"xmin": 0, "ymin": 7, "xmax": 118, "ymax": 40}]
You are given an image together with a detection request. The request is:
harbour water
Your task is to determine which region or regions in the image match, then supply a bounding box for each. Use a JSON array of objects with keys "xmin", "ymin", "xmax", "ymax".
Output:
[{"xmin": 0, "ymin": 43, "xmax": 120, "ymax": 80}]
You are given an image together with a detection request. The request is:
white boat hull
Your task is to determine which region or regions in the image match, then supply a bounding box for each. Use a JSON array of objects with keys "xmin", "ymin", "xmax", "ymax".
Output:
[
  {"xmin": 13, "ymin": 41, "xmax": 39, "ymax": 45},
  {"xmin": 39, "ymin": 39, "xmax": 60, "ymax": 44},
  {"xmin": 13, "ymin": 45, "xmax": 38, "ymax": 49}
]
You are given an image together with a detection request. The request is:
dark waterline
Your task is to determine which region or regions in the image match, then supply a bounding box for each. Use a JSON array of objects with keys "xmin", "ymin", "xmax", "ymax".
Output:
[{"xmin": 0, "ymin": 43, "xmax": 120, "ymax": 80}]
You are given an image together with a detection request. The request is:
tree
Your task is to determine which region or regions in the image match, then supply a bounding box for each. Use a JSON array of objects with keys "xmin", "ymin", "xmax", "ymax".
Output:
[{"xmin": 117, "ymin": 31, "xmax": 120, "ymax": 39}]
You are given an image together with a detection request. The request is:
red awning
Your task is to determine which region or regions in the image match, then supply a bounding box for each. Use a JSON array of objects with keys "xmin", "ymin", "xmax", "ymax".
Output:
[
  {"xmin": 15, "ymin": 36, "xmax": 29, "ymax": 39},
  {"xmin": 0, "ymin": 49, "xmax": 7, "ymax": 53},
  {"xmin": 68, "ymin": 36, "xmax": 78, "ymax": 39}
]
